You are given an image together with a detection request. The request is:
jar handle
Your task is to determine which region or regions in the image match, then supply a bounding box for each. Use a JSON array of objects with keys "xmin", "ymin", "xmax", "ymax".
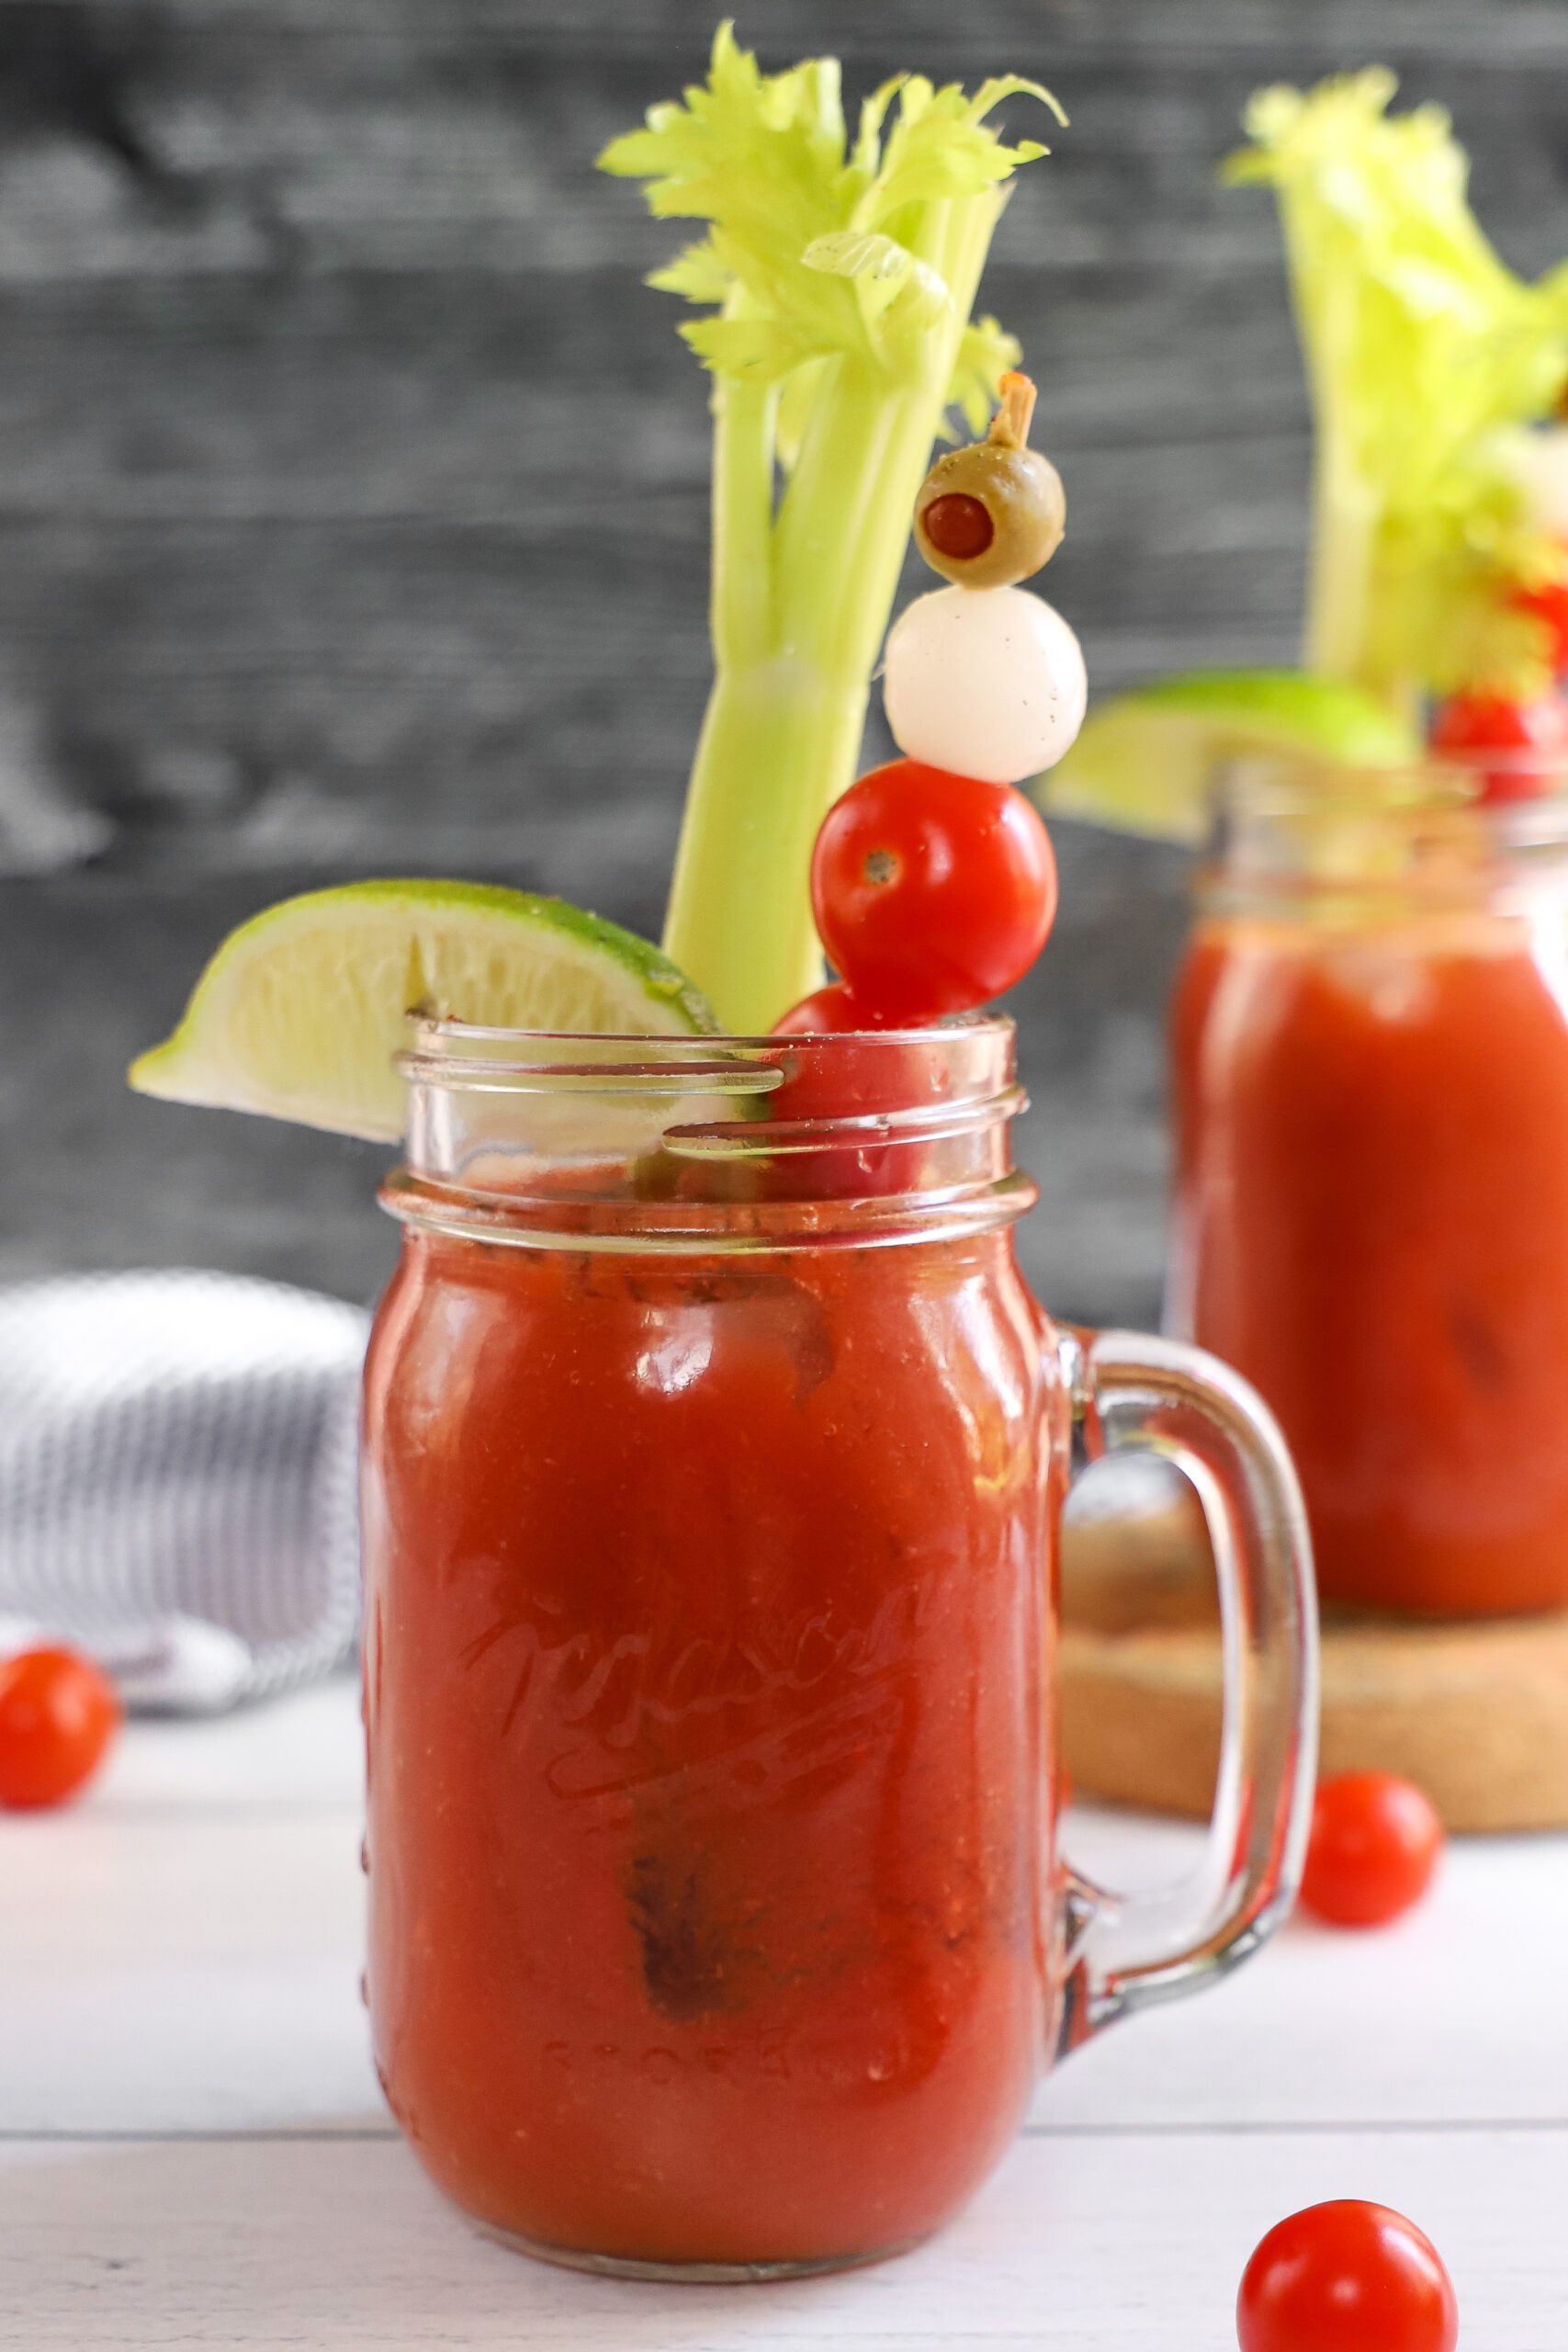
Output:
[{"xmin": 1053, "ymin": 1326, "xmax": 1319, "ymax": 2054}]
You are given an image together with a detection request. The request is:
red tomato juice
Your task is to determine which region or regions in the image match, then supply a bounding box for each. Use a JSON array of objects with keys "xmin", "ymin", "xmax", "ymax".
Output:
[
  {"xmin": 361, "ymin": 1227, "xmax": 1063, "ymax": 2268},
  {"xmin": 1172, "ymin": 912, "xmax": 1568, "ymax": 1613}
]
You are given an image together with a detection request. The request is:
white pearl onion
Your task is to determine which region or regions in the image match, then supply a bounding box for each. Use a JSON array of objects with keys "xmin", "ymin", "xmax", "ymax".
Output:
[{"xmin": 883, "ymin": 584, "xmax": 1088, "ymax": 785}]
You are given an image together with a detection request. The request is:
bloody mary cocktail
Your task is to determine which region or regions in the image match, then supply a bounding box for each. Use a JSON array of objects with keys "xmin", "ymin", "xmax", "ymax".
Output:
[
  {"xmin": 355, "ymin": 1017, "xmax": 1317, "ymax": 2276},
  {"xmin": 1171, "ymin": 789, "xmax": 1568, "ymax": 1615},
  {"xmin": 360, "ymin": 1022, "xmax": 1064, "ymax": 2271},
  {"xmin": 363, "ymin": 1225, "xmax": 1057, "ymax": 2269},
  {"xmin": 132, "ymin": 34, "xmax": 1321, "ymax": 2277}
]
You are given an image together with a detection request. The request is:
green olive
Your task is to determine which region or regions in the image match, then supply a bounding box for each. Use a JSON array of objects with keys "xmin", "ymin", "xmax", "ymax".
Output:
[{"xmin": 914, "ymin": 439, "xmax": 1066, "ymax": 588}]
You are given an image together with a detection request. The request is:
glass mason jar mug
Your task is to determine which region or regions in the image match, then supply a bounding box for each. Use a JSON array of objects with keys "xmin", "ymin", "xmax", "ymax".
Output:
[
  {"xmin": 1170, "ymin": 764, "xmax": 1568, "ymax": 1616},
  {"xmin": 362, "ymin": 1015, "xmax": 1317, "ymax": 2279}
]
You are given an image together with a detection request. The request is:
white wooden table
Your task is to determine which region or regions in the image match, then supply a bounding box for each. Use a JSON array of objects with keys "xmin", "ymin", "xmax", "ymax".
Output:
[{"xmin": 2, "ymin": 1677, "xmax": 1565, "ymax": 2348}]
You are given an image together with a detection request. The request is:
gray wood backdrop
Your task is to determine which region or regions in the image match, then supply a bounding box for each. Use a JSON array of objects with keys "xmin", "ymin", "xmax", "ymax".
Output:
[{"xmin": 6, "ymin": 0, "xmax": 1568, "ymax": 1325}]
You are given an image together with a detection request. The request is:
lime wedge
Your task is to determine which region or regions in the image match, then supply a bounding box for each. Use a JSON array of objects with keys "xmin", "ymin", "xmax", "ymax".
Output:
[
  {"xmin": 1037, "ymin": 671, "xmax": 1419, "ymax": 843},
  {"xmin": 130, "ymin": 880, "xmax": 718, "ymax": 1141}
]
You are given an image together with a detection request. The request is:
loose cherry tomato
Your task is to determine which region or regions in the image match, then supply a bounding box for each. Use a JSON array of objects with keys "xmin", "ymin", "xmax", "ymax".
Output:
[
  {"xmin": 1238, "ymin": 2201, "xmax": 1457, "ymax": 2352},
  {"xmin": 0, "ymin": 1646, "xmax": 121, "ymax": 1809},
  {"xmin": 1429, "ymin": 690, "xmax": 1568, "ymax": 802},
  {"xmin": 773, "ymin": 981, "xmax": 892, "ymax": 1035},
  {"xmin": 1514, "ymin": 573, "xmax": 1568, "ymax": 676},
  {"xmin": 810, "ymin": 758, "xmax": 1058, "ymax": 1022},
  {"xmin": 1300, "ymin": 1771, "xmax": 1443, "ymax": 1928}
]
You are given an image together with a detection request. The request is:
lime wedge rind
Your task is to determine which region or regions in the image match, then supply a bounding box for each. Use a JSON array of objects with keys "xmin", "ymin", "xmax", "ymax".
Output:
[
  {"xmin": 1036, "ymin": 670, "xmax": 1421, "ymax": 844},
  {"xmin": 130, "ymin": 880, "xmax": 718, "ymax": 1142}
]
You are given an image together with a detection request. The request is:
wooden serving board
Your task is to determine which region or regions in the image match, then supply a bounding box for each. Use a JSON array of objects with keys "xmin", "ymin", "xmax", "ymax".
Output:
[{"xmin": 1061, "ymin": 1456, "xmax": 1568, "ymax": 1833}]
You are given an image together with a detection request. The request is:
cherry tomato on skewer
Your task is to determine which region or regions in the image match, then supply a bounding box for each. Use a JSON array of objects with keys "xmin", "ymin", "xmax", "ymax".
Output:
[
  {"xmin": 0, "ymin": 1645, "xmax": 121, "ymax": 1810},
  {"xmin": 1237, "ymin": 2201, "xmax": 1458, "ymax": 2352},
  {"xmin": 761, "ymin": 1021, "xmax": 939, "ymax": 1202},
  {"xmin": 773, "ymin": 981, "xmax": 893, "ymax": 1035},
  {"xmin": 768, "ymin": 982, "xmax": 969, "ymax": 1201},
  {"xmin": 1299, "ymin": 1771, "xmax": 1443, "ymax": 1929},
  {"xmin": 810, "ymin": 758, "xmax": 1058, "ymax": 1023}
]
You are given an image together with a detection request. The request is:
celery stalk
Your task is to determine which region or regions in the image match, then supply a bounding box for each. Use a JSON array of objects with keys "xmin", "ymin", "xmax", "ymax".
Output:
[
  {"xmin": 669, "ymin": 214, "xmax": 998, "ymax": 1023},
  {"xmin": 601, "ymin": 29, "xmax": 1055, "ymax": 1031},
  {"xmin": 1227, "ymin": 70, "xmax": 1568, "ymax": 709},
  {"xmin": 663, "ymin": 661, "xmax": 872, "ymax": 1026}
]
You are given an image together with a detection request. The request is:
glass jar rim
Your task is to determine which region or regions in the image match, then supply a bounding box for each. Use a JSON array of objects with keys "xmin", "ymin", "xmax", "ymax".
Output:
[
  {"xmin": 397, "ymin": 1006, "xmax": 1014, "ymax": 1074},
  {"xmin": 1196, "ymin": 752, "xmax": 1568, "ymax": 922},
  {"xmin": 1217, "ymin": 749, "xmax": 1568, "ymax": 821},
  {"xmin": 385, "ymin": 1010, "xmax": 1032, "ymax": 1253}
]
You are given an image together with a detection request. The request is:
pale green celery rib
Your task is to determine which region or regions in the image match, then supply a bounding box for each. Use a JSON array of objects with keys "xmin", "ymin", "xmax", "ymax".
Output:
[
  {"xmin": 1290, "ymin": 195, "xmax": 1411, "ymax": 722},
  {"xmin": 662, "ymin": 188, "xmax": 1006, "ymax": 1034}
]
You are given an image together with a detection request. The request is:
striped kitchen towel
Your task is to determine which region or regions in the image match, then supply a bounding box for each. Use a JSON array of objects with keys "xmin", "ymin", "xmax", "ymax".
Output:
[{"xmin": 0, "ymin": 1272, "xmax": 367, "ymax": 1712}]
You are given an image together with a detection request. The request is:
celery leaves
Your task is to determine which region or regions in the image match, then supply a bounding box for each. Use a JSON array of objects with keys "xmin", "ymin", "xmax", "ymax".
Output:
[{"xmin": 603, "ymin": 30, "xmax": 1054, "ymax": 421}]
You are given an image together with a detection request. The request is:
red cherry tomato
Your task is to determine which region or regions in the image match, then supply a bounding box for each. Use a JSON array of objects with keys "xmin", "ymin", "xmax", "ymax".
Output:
[
  {"xmin": 773, "ymin": 981, "xmax": 892, "ymax": 1035},
  {"xmin": 1429, "ymin": 690, "xmax": 1568, "ymax": 803},
  {"xmin": 763, "ymin": 1028, "xmax": 937, "ymax": 1202},
  {"xmin": 0, "ymin": 1646, "xmax": 121, "ymax": 1810},
  {"xmin": 1300, "ymin": 1771, "xmax": 1443, "ymax": 1929},
  {"xmin": 1238, "ymin": 2201, "xmax": 1457, "ymax": 2352},
  {"xmin": 810, "ymin": 758, "xmax": 1058, "ymax": 1023},
  {"xmin": 1514, "ymin": 574, "xmax": 1568, "ymax": 676}
]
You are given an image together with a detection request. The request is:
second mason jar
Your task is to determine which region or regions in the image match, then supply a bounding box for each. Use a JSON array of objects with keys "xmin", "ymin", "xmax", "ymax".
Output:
[{"xmin": 1169, "ymin": 761, "xmax": 1568, "ymax": 1616}]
